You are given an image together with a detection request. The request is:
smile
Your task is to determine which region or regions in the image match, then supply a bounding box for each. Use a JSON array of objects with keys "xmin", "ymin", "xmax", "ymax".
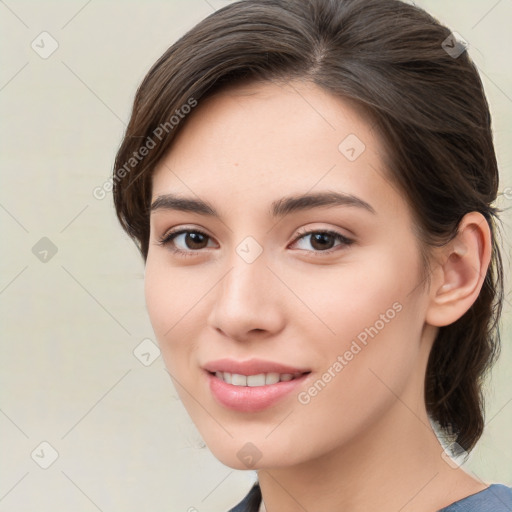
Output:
[
  {"xmin": 205, "ymin": 370, "xmax": 311, "ymax": 412},
  {"xmin": 212, "ymin": 371, "xmax": 306, "ymax": 386}
]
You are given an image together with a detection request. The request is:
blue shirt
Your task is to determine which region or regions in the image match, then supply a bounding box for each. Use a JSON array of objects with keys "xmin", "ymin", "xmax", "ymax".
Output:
[{"xmin": 228, "ymin": 483, "xmax": 512, "ymax": 512}]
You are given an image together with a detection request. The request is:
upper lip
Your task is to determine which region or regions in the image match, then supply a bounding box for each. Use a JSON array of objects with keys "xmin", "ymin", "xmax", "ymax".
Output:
[{"xmin": 202, "ymin": 358, "xmax": 311, "ymax": 376}]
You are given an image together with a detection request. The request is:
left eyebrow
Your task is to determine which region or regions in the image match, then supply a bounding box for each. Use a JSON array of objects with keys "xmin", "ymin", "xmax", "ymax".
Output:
[
  {"xmin": 150, "ymin": 191, "xmax": 376, "ymax": 218},
  {"xmin": 271, "ymin": 191, "xmax": 376, "ymax": 217}
]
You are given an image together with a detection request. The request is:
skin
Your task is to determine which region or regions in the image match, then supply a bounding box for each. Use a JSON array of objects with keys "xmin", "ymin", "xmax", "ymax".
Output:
[{"xmin": 145, "ymin": 80, "xmax": 491, "ymax": 512}]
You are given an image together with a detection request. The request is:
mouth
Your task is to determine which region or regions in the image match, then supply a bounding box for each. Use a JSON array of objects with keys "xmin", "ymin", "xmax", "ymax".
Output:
[
  {"xmin": 207, "ymin": 370, "xmax": 309, "ymax": 387},
  {"xmin": 202, "ymin": 357, "xmax": 311, "ymax": 378},
  {"xmin": 203, "ymin": 364, "xmax": 311, "ymax": 413}
]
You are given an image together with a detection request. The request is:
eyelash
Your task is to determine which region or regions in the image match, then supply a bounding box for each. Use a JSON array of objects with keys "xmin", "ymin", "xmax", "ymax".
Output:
[{"xmin": 156, "ymin": 227, "xmax": 354, "ymax": 258}]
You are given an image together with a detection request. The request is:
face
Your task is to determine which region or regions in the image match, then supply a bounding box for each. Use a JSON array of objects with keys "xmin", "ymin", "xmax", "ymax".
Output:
[{"xmin": 145, "ymin": 80, "xmax": 434, "ymax": 470}]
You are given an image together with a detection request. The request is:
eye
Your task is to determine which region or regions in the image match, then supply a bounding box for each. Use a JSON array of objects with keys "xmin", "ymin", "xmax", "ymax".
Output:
[
  {"xmin": 290, "ymin": 229, "xmax": 354, "ymax": 255},
  {"xmin": 156, "ymin": 227, "xmax": 354, "ymax": 257},
  {"xmin": 156, "ymin": 228, "xmax": 217, "ymax": 256}
]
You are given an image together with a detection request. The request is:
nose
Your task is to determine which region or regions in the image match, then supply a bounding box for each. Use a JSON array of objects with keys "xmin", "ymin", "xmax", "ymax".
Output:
[{"xmin": 207, "ymin": 249, "xmax": 286, "ymax": 342}]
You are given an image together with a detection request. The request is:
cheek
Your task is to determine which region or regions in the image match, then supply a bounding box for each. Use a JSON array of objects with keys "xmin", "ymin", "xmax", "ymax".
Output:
[
  {"xmin": 292, "ymin": 245, "xmax": 424, "ymax": 413},
  {"xmin": 144, "ymin": 259, "xmax": 174, "ymax": 339},
  {"xmin": 291, "ymin": 244, "xmax": 421, "ymax": 341},
  {"xmin": 304, "ymin": 307, "xmax": 420, "ymax": 426},
  {"xmin": 286, "ymin": 303, "xmax": 423, "ymax": 465},
  {"xmin": 143, "ymin": 258, "xmax": 200, "ymax": 368}
]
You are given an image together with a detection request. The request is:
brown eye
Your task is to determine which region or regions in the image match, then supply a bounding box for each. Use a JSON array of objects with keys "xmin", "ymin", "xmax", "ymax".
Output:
[
  {"xmin": 292, "ymin": 229, "xmax": 354, "ymax": 254},
  {"xmin": 181, "ymin": 232, "xmax": 209, "ymax": 250},
  {"xmin": 157, "ymin": 229, "xmax": 215, "ymax": 255},
  {"xmin": 309, "ymin": 232, "xmax": 336, "ymax": 251}
]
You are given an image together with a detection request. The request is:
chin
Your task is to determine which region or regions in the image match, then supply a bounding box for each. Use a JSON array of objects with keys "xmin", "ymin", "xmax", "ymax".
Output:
[{"xmin": 204, "ymin": 434, "xmax": 303, "ymax": 472}]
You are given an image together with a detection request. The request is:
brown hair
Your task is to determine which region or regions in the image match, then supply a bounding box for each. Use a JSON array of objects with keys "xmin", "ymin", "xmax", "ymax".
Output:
[{"xmin": 112, "ymin": 0, "xmax": 504, "ymax": 452}]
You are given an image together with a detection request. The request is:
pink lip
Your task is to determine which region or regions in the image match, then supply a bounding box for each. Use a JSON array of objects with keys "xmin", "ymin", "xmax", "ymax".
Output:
[
  {"xmin": 202, "ymin": 358, "xmax": 311, "ymax": 413},
  {"xmin": 202, "ymin": 358, "xmax": 310, "ymax": 375},
  {"xmin": 205, "ymin": 371, "xmax": 310, "ymax": 412}
]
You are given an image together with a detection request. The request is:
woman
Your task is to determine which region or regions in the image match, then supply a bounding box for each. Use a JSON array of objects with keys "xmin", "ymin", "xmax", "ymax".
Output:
[{"xmin": 112, "ymin": 0, "xmax": 511, "ymax": 510}]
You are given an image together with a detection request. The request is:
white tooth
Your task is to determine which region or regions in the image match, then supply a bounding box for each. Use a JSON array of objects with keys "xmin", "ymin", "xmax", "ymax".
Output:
[
  {"xmin": 247, "ymin": 374, "xmax": 266, "ymax": 387},
  {"xmin": 231, "ymin": 373, "xmax": 247, "ymax": 386},
  {"xmin": 218, "ymin": 371, "xmax": 299, "ymax": 386},
  {"xmin": 265, "ymin": 372, "xmax": 280, "ymax": 385}
]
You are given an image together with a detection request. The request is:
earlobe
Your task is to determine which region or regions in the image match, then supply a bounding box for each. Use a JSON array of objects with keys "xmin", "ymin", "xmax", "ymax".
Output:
[{"xmin": 426, "ymin": 212, "xmax": 491, "ymax": 327}]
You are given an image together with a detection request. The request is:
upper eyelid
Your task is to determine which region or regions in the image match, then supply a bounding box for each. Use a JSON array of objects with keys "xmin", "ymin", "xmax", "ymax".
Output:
[
  {"xmin": 159, "ymin": 225, "xmax": 213, "ymax": 242},
  {"xmin": 159, "ymin": 225, "xmax": 351, "ymax": 239},
  {"xmin": 158, "ymin": 226, "xmax": 353, "ymax": 249}
]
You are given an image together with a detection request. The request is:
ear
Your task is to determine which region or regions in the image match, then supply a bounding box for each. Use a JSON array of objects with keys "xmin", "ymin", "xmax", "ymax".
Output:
[{"xmin": 425, "ymin": 212, "xmax": 492, "ymax": 327}]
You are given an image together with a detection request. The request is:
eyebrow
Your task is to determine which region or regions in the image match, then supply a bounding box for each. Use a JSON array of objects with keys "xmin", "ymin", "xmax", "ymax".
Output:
[{"xmin": 150, "ymin": 191, "xmax": 376, "ymax": 218}]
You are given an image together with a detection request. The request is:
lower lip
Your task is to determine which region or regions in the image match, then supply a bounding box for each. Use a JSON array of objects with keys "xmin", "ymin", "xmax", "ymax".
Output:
[{"xmin": 206, "ymin": 371, "xmax": 310, "ymax": 412}]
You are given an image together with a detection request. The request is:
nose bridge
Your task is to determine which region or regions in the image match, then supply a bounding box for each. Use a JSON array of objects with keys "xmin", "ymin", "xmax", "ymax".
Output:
[
  {"xmin": 209, "ymin": 236, "xmax": 284, "ymax": 339},
  {"xmin": 221, "ymin": 240, "xmax": 269, "ymax": 309}
]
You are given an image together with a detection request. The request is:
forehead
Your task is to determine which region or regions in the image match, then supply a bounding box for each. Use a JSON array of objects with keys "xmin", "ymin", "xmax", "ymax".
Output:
[
  {"xmin": 159, "ymin": 80, "xmax": 381, "ymax": 162},
  {"xmin": 151, "ymin": 80, "xmax": 400, "ymax": 216}
]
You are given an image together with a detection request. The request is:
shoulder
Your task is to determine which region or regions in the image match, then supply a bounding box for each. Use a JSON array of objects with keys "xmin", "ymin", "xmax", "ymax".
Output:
[
  {"xmin": 438, "ymin": 484, "xmax": 512, "ymax": 511},
  {"xmin": 227, "ymin": 483, "xmax": 261, "ymax": 512},
  {"xmin": 226, "ymin": 483, "xmax": 512, "ymax": 512}
]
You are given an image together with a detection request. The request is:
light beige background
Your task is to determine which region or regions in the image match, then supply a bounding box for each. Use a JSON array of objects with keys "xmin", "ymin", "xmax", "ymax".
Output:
[{"xmin": 0, "ymin": 1, "xmax": 511, "ymax": 510}]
